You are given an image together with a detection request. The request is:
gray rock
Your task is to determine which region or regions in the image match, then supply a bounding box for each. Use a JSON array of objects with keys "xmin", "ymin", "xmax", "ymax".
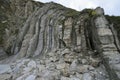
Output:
[
  {"xmin": 1, "ymin": 1, "xmax": 120, "ymax": 80},
  {"xmin": 95, "ymin": 16, "xmax": 108, "ymax": 28},
  {"xmin": 46, "ymin": 63, "xmax": 56, "ymax": 70},
  {"xmin": 27, "ymin": 60, "xmax": 36, "ymax": 68},
  {"xmin": 0, "ymin": 47, "xmax": 7, "ymax": 60},
  {"xmin": 49, "ymin": 56, "xmax": 59, "ymax": 62},
  {"xmin": 82, "ymin": 73, "xmax": 94, "ymax": 80},
  {"xmin": 62, "ymin": 49, "xmax": 71, "ymax": 55},
  {"xmin": 23, "ymin": 67, "xmax": 33, "ymax": 74},
  {"xmin": 81, "ymin": 59, "xmax": 88, "ymax": 64},
  {"xmin": 0, "ymin": 74, "xmax": 12, "ymax": 80},
  {"xmin": 25, "ymin": 75, "xmax": 36, "ymax": 80},
  {"xmin": 97, "ymin": 28, "xmax": 112, "ymax": 36},
  {"xmin": 95, "ymin": 7, "xmax": 104, "ymax": 15},
  {"xmin": 70, "ymin": 77, "xmax": 80, "ymax": 80},
  {"xmin": 70, "ymin": 59, "xmax": 78, "ymax": 72},
  {"xmin": 76, "ymin": 72, "xmax": 82, "ymax": 79},
  {"xmin": 47, "ymin": 52, "xmax": 55, "ymax": 57},
  {"xmin": 56, "ymin": 63, "xmax": 69, "ymax": 70},
  {"xmin": 40, "ymin": 70, "xmax": 61, "ymax": 80},
  {"xmin": 99, "ymin": 35, "xmax": 114, "ymax": 44},
  {"xmin": 16, "ymin": 73, "xmax": 30, "ymax": 80},
  {"xmin": 61, "ymin": 76, "xmax": 70, "ymax": 80},
  {"xmin": 37, "ymin": 64, "xmax": 45, "ymax": 72},
  {"xmin": 77, "ymin": 65, "xmax": 89, "ymax": 73},
  {"xmin": 0, "ymin": 64, "xmax": 12, "ymax": 74}
]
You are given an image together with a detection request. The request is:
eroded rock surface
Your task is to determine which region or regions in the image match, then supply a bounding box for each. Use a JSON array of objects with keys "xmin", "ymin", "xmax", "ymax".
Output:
[
  {"xmin": 0, "ymin": 49, "xmax": 108, "ymax": 80},
  {"xmin": 0, "ymin": 0, "xmax": 120, "ymax": 80}
]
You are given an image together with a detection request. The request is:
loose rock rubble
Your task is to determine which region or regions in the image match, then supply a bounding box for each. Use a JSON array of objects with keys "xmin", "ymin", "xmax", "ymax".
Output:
[{"xmin": 0, "ymin": 49, "xmax": 108, "ymax": 80}]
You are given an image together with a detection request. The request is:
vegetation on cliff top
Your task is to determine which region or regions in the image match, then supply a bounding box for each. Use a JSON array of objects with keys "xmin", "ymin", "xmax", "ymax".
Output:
[
  {"xmin": 105, "ymin": 15, "xmax": 120, "ymax": 40},
  {"xmin": 0, "ymin": 0, "xmax": 9, "ymax": 45}
]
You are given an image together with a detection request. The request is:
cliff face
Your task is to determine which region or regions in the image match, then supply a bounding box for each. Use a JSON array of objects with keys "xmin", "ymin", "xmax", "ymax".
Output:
[
  {"xmin": 105, "ymin": 15, "xmax": 120, "ymax": 41},
  {"xmin": 0, "ymin": 0, "xmax": 120, "ymax": 80},
  {"xmin": 0, "ymin": 0, "xmax": 44, "ymax": 54}
]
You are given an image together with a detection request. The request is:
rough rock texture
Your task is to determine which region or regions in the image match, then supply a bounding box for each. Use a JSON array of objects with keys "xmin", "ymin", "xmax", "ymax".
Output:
[
  {"xmin": 14, "ymin": 3, "xmax": 85, "ymax": 58},
  {"xmin": 0, "ymin": 0, "xmax": 44, "ymax": 54},
  {"xmin": 105, "ymin": 15, "xmax": 120, "ymax": 42},
  {"xmin": 0, "ymin": 47, "xmax": 7, "ymax": 60},
  {"xmin": 0, "ymin": 0, "xmax": 120, "ymax": 80},
  {"xmin": 93, "ymin": 15, "xmax": 120, "ymax": 80},
  {"xmin": 0, "ymin": 49, "xmax": 108, "ymax": 80}
]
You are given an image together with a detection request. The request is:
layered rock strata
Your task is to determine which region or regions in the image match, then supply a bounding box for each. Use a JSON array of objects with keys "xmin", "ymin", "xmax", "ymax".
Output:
[{"xmin": 0, "ymin": 0, "xmax": 120, "ymax": 80}]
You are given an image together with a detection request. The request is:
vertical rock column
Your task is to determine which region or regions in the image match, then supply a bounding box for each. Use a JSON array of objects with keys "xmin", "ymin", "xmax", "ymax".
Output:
[
  {"xmin": 13, "ymin": 3, "xmax": 89, "ymax": 60},
  {"xmin": 63, "ymin": 18, "xmax": 73, "ymax": 47},
  {"xmin": 94, "ymin": 8, "xmax": 120, "ymax": 80}
]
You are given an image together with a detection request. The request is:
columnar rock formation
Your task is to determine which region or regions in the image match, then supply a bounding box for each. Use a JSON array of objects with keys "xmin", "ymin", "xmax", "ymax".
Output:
[
  {"xmin": 14, "ymin": 3, "xmax": 86, "ymax": 58},
  {"xmin": 0, "ymin": 0, "xmax": 43, "ymax": 54},
  {"xmin": 0, "ymin": 0, "xmax": 120, "ymax": 80}
]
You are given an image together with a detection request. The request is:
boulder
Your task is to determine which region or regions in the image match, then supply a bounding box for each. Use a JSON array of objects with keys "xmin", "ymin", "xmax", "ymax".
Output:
[
  {"xmin": 82, "ymin": 73, "xmax": 94, "ymax": 80},
  {"xmin": 27, "ymin": 60, "xmax": 36, "ymax": 68},
  {"xmin": 0, "ymin": 64, "xmax": 12, "ymax": 74},
  {"xmin": 95, "ymin": 7, "xmax": 104, "ymax": 15},
  {"xmin": 25, "ymin": 74, "xmax": 36, "ymax": 80}
]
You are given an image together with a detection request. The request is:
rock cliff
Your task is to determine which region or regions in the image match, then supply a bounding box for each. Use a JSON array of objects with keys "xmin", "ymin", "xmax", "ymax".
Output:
[{"xmin": 0, "ymin": 0, "xmax": 120, "ymax": 80}]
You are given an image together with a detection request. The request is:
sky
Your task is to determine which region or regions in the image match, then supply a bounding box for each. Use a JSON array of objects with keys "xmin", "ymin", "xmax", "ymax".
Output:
[{"xmin": 34, "ymin": 0, "xmax": 120, "ymax": 16}]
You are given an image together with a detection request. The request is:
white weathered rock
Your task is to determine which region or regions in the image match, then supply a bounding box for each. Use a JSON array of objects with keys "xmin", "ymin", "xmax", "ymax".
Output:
[
  {"xmin": 46, "ymin": 63, "xmax": 56, "ymax": 70},
  {"xmin": 25, "ymin": 74, "xmax": 36, "ymax": 80},
  {"xmin": 82, "ymin": 73, "xmax": 93, "ymax": 80},
  {"xmin": 81, "ymin": 59, "xmax": 88, "ymax": 64},
  {"xmin": 49, "ymin": 56, "xmax": 59, "ymax": 62},
  {"xmin": 97, "ymin": 28, "xmax": 112, "ymax": 36},
  {"xmin": 37, "ymin": 64, "xmax": 45, "ymax": 72},
  {"xmin": 56, "ymin": 63, "xmax": 69, "ymax": 70},
  {"xmin": 45, "ymin": 59, "xmax": 52, "ymax": 64},
  {"xmin": 12, "ymin": 65, "xmax": 21, "ymax": 73},
  {"xmin": 0, "ymin": 74, "xmax": 12, "ymax": 80},
  {"xmin": 39, "ymin": 70, "xmax": 61, "ymax": 80},
  {"xmin": 102, "ymin": 44, "xmax": 117, "ymax": 51},
  {"xmin": 77, "ymin": 65, "xmax": 89, "ymax": 73},
  {"xmin": 70, "ymin": 77, "xmax": 80, "ymax": 80},
  {"xmin": 61, "ymin": 76, "xmax": 70, "ymax": 80},
  {"xmin": 39, "ymin": 60, "xmax": 45, "ymax": 64},
  {"xmin": 70, "ymin": 59, "xmax": 78, "ymax": 72},
  {"xmin": 16, "ymin": 59, "xmax": 26, "ymax": 68},
  {"xmin": 23, "ymin": 67, "xmax": 33, "ymax": 74},
  {"xmin": 61, "ymin": 68, "xmax": 70, "ymax": 77},
  {"xmin": 23, "ymin": 59, "xmax": 30, "ymax": 63},
  {"xmin": 47, "ymin": 52, "xmax": 55, "ymax": 57},
  {"xmin": 95, "ymin": 7, "xmax": 104, "ymax": 15},
  {"xmin": 64, "ymin": 54, "xmax": 75, "ymax": 63},
  {"xmin": 62, "ymin": 49, "xmax": 70, "ymax": 55},
  {"xmin": 76, "ymin": 72, "xmax": 82, "ymax": 79},
  {"xmin": 95, "ymin": 16, "xmax": 108, "ymax": 28},
  {"xmin": 16, "ymin": 73, "xmax": 30, "ymax": 80},
  {"xmin": 27, "ymin": 60, "xmax": 36, "ymax": 68},
  {"xmin": 0, "ymin": 64, "xmax": 12, "ymax": 74}
]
